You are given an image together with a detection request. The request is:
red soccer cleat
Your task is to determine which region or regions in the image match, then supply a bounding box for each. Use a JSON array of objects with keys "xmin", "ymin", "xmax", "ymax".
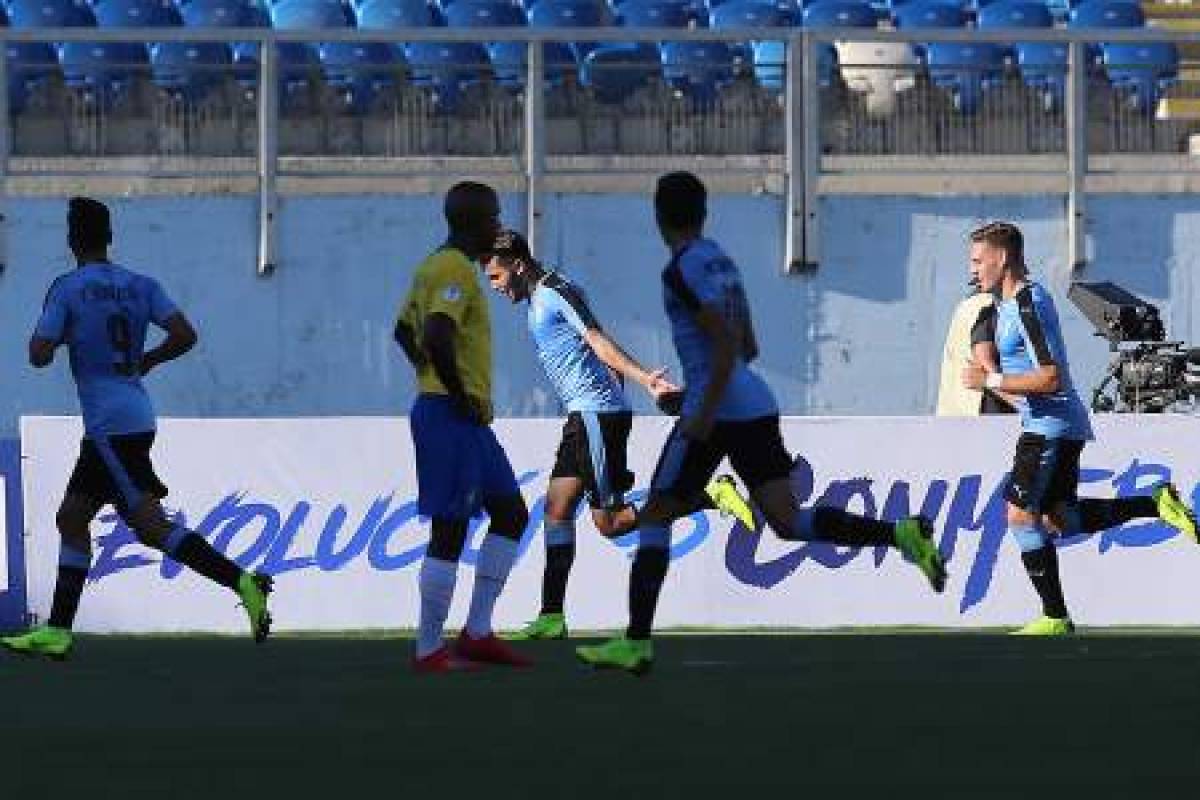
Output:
[
  {"xmin": 412, "ymin": 645, "xmax": 483, "ymax": 675},
  {"xmin": 455, "ymin": 631, "xmax": 534, "ymax": 668}
]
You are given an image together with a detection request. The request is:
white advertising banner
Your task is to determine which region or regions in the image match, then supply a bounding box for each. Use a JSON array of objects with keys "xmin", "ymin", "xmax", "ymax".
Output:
[{"xmin": 18, "ymin": 415, "xmax": 1200, "ymax": 633}]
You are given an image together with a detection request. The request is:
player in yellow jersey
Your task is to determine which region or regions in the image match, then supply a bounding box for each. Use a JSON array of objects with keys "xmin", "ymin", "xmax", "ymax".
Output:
[{"xmin": 394, "ymin": 182, "xmax": 533, "ymax": 673}]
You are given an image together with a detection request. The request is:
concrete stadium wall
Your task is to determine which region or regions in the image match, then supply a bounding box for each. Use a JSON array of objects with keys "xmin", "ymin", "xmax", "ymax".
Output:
[{"xmin": 2, "ymin": 192, "xmax": 1199, "ymax": 436}]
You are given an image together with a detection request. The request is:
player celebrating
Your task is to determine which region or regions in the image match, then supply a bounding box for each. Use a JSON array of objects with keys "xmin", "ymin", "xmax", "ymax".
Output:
[
  {"xmin": 962, "ymin": 221, "xmax": 1197, "ymax": 635},
  {"xmin": 394, "ymin": 183, "xmax": 532, "ymax": 672},
  {"xmin": 481, "ymin": 229, "xmax": 681, "ymax": 640},
  {"xmin": 576, "ymin": 173, "xmax": 948, "ymax": 674},
  {"xmin": 2, "ymin": 197, "xmax": 272, "ymax": 660}
]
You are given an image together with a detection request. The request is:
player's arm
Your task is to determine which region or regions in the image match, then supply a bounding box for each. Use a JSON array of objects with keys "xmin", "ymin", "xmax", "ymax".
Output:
[
  {"xmin": 141, "ymin": 312, "xmax": 198, "ymax": 376},
  {"xmin": 422, "ymin": 312, "xmax": 482, "ymax": 423},
  {"xmin": 393, "ymin": 318, "xmax": 425, "ymax": 369},
  {"xmin": 965, "ymin": 293, "xmax": 1060, "ymax": 396},
  {"xmin": 29, "ymin": 278, "xmax": 68, "ymax": 368},
  {"xmin": 968, "ymin": 304, "xmax": 1018, "ymax": 408}
]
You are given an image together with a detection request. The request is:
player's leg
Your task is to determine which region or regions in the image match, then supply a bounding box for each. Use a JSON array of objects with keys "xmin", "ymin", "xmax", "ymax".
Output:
[
  {"xmin": 456, "ymin": 426, "xmax": 532, "ymax": 666},
  {"xmin": 1007, "ymin": 434, "xmax": 1073, "ymax": 635},
  {"xmin": 511, "ymin": 476, "xmax": 583, "ymax": 640},
  {"xmin": 731, "ymin": 418, "xmax": 946, "ymax": 592},
  {"xmin": 577, "ymin": 422, "xmax": 722, "ymax": 674},
  {"xmin": 1, "ymin": 485, "xmax": 102, "ymax": 659},
  {"xmin": 410, "ymin": 395, "xmax": 480, "ymax": 670},
  {"xmin": 1042, "ymin": 440, "xmax": 1196, "ymax": 542}
]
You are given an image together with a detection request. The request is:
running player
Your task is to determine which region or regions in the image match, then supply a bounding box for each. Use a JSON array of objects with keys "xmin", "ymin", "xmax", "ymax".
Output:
[
  {"xmin": 480, "ymin": 229, "xmax": 681, "ymax": 640},
  {"xmin": 2, "ymin": 197, "xmax": 272, "ymax": 660},
  {"xmin": 962, "ymin": 221, "xmax": 1197, "ymax": 635},
  {"xmin": 394, "ymin": 182, "xmax": 532, "ymax": 672},
  {"xmin": 576, "ymin": 173, "xmax": 948, "ymax": 674}
]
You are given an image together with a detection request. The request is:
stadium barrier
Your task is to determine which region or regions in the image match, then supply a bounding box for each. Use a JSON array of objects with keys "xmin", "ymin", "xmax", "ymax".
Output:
[
  {"xmin": 0, "ymin": 438, "xmax": 26, "ymax": 630},
  {"xmin": 1, "ymin": 26, "xmax": 1199, "ymax": 274},
  {"xmin": 14, "ymin": 414, "xmax": 1200, "ymax": 633}
]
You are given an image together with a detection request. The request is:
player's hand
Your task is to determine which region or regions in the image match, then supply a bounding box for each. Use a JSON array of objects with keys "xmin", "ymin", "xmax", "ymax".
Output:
[
  {"xmin": 681, "ymin": 414, "xmax": 714, "ymax": 443},
  {"xmin": 450, "ymin": 393, "xmax": 488, "ymax": 426},
  {"xmin": 962, "ymin": 359, "xmax": 987, "ymax": 391}
]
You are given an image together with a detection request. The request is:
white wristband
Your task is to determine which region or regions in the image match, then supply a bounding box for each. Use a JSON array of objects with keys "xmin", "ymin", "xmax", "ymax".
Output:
[{"xmin": 985, "ymin": 373, "xmax": 1004, "ymax": 391}]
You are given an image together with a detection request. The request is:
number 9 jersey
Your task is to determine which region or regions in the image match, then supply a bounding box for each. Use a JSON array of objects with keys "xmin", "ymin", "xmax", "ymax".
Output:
[{"xmin": 34, "ymin": 262, "xmax": 179, "ymax": 436}]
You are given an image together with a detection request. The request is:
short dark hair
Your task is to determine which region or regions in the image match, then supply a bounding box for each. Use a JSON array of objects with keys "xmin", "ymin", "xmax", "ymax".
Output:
[
  {"xmin": 655, "ymin": 171, "xmax": 707, "ymax": 231},
  {"xmin": 969, "ymin": 221, "xmax": 1024, "ymax": 271},
  {"xmin": 486, "ymin": 229, "xmax": 532, "ymax": 264},
  {"xmin": 444, "ymin": 181, "xmax": 498, "ymax": 231},
  {"xmin": 68, "ymin": 196, "xmax": 112, "ymax": 252}
]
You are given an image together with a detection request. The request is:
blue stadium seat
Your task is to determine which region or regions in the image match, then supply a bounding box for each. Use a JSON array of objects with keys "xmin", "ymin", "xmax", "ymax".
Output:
[
  {"xmin": 926, "ymin": 41, "xmax": 1005, "ymax": 114},
  {"xmin": 356, "ymin": 0, "xmax": 436, "ymax": 27},
  {"xmin": 581, "ymin": 43, "xmax": 660, "ymax": 103},
  {"xmin": 709, "ymin": 1, "xmax": 792, "ymax": 28},
  {"xmin": 662, "ymin": 41, "xmax": 734, "ymax": 101},
  {"xmin": 444, "ymin": 1, "xmax": 528, "ymax": 89},
  {"xmin": 93, "ymin": 0, "xmax": 182, "ymax": 27},
  {"xmin": 892, "ymin": 1, "xmax": 965, "ymax": 29},
  {"xmin": 1102, "ymin": 41, "xmax": 1177, "ymax": 114},
  {"xmin": 977, "ymin": 0, "xmax": 1053, "ymax": 29},
  {"xmin": 320, "ymin": 41, "xmax": 404, "ymax": 111},
  {"xmin": 528, "ymin": 0, "xmax": 612, "ymax": 67},
  {"xmin": 1068, "ymin": 0, "xmax": 1144, "ymax": 28},
  {"xmin": 616, "ymin": 1, "xmax": 691, "ymax": 27},
  {"xmin": 406, "ymin": 41, "xmax": 492, "ymax": 109},
  {"xmin": 1016, "ymin": 42, "xmax": 1067, "ymax": 108},
  {"xmin": 59, "ymin": 41, "xmax": 150, "ymax": 99},
  {"xmin": 180, "ymin": 0, "xmax": 257, "ymax": 26},
  {"xmin": 802, "ymin": 0, "xmax": 877, "ymax": 27},
  {"xmin": 271, "ymin": 0, "xmax": 353, "ymax": 87},
  {"xmin": 8, "ymin": 0, "xmax": 96, "ymax": 27},
  {"xmin": 8, "ymin": 42, "xmax": 60, "ymax": 113},
  {"xmin": 709, "ymin": 0, "xmax": 796, "ymax": 8},
  {"xmin": 152, "ymin": 42, "xmax": 233, "ymax": 100}
]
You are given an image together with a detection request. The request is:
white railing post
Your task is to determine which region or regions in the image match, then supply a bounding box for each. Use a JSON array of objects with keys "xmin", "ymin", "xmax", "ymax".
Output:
[
  {"xmin": 799, "ymin": 30, "xmax": 821, "ymax": 271},
  {"xmin": 257, "ymin": 34, "xmax": 279, "ymax": 277},
  {"xmin": 524, "ymin": 39, "xmax": 545, "ymax": 258},
  {"xmin": 784, "ymin": 32, "xmax": 804, "ymax": 273},
  {"xmin": 1067, "ymin": 39, "xmax": 1087, "ymax": 271}
]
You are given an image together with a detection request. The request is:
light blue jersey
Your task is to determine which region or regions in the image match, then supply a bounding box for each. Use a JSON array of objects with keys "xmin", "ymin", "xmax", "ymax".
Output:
[
  {"xmin": 661, "ymin": 238, "xmax": 777, "ymax": 420},
  {"xmin": 34, "ymin": 262, "xmax": 179, "ymax": 437},
  {"xmin": 528, "ymin": 272, "xmax": 628, "ymax": 414},
  {"xmin": 995, "ymin": 282, "xmax": 1093, "ymax": 440}
]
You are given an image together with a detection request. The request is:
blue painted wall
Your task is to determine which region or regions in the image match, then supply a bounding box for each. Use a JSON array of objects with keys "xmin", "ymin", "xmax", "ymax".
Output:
[{"xmin": 3, "ymin": 192, "xmax": 1199, "ymax": 436}]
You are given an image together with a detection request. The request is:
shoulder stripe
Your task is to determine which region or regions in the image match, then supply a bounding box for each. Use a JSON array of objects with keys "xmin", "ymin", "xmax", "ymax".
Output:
[
  {"xmin": 1015, "ymin": 286, "xmax": 1056, "ymax": 366},
  {"xmin": 662, "ymin": 264, "xmax": 701, "ymax": 311}
]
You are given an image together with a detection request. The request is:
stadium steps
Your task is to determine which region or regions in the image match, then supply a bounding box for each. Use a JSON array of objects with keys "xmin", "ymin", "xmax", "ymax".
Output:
[{"xmin": 1145, "ymin": 0, "xmax": 1200, "ymax": 119}]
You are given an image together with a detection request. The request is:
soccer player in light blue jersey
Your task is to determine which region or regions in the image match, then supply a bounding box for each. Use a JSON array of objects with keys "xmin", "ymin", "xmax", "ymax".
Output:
[
  {"xmin": 962, "ymin": 221, "xmax": 1197, "ymax": 636},
  {"xmin": 577, "ymin": 173, "xmax": 948, "ymax": 673},
  {"xmin": 481, "ymin": 230, "xmax": 682, "ymax": 640},
  {"xmin": 1, "ymin": 198, "xmax": 273, "ymax": 660}
]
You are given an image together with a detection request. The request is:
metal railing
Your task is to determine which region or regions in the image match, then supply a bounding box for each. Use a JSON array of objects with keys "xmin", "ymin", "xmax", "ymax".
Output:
[{"xmin": 2, "ymin": 26, "xmax": 1199, "ymax": 274}]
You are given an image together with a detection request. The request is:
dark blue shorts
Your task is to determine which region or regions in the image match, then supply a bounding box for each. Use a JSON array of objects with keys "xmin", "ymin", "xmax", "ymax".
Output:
[{"xmin": 410, "ymin": 394, "xmax": 520, "ymax": 520}]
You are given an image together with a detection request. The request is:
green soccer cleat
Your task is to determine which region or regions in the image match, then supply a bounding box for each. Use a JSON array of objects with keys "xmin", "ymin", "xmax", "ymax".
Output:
[
  {"xmin": 706, "ymin": 474, "xmax": 757, "ymax": 532},
  {"xmin": 236, "ymin": 572, "xmax": 274, "ymax": 643},
  {"xmin": 508, "ymin": 613, "xmax": 568, "ymax": 641},
  {"xmin": 576, "ymin": 636, "xmax": 653, "ymax": 676},
  {"xmin": 1011, "ymin": 616, "xmax": 1075, "ymax": 636},
  {"xmin": 1154, "ymin": 483, "xmax": 1198, "ymax": 544},
  {"xmin": 1, "ymin": 625, "xmax": 74, "ymax": 660},
  {"xmin": 894, "ymin": 516, "xmax": 948, "ymax": 593}
]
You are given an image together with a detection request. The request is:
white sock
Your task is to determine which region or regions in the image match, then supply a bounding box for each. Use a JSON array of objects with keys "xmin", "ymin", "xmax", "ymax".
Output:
[
  {"xmin": 416, "ymin": 557, "xmax": 458, "ymax": 658},
  {"xmin": 464, "ymin": 535, "xmax": 519, "ymax": 638}
]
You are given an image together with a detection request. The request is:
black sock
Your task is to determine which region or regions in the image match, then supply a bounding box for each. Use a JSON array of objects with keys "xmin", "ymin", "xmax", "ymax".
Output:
[
  {"xmin": 626, "ymin": 547, "xmax": 669, "ymax": 640},
  {"xmin": 541, "ymin": 543, "xmax": 575, "ymax": 615},
  {"xmin": 812, "ymin": 507, "xmax": 897, "ymax": 547},
  {"xmin": 1021, "ymin": 545, "xmax": 1069, "ymax": 619},
  {"xmin": 1076, "ymin": 497, "xmax": 1158, "ymax": 533},
  {"xmin": 47, "ymin": 566, "xmax": 88, "ymax": 629},
  {"xmin": 172, "ymin": 532, "xmax": 244, "ymax": 590}
]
